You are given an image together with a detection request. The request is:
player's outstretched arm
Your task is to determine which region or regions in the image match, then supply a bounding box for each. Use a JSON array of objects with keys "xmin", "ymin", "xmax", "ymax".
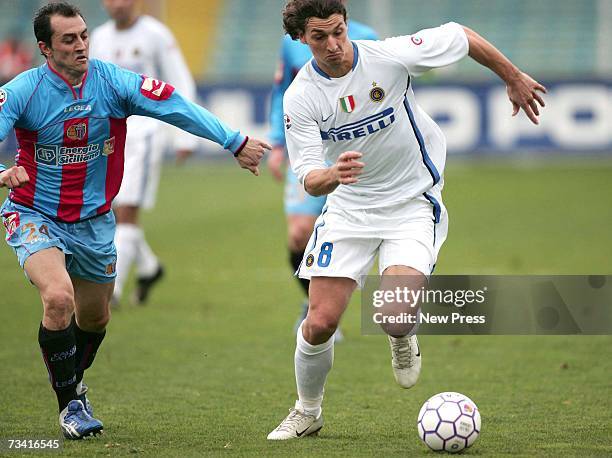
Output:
[
  {"xmin": 462, "ymin": 26, "xmax": 547, "ymax": 125},
  {"xmin": 0, "ymin": 166, "xmax": 29, "ymax": 189},
  {"xmin": 304, "ymin": 151, "xmax": 364, "ymax": 196},
  {"xmin": 235, "ymin": 137, "xmax": 272, "ymax": 176}
]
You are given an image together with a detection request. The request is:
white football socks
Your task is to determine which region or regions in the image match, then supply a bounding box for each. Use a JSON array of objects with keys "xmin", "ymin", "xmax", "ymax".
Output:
[
  {"xmin": 136, "ymin": 233, "xmax": 159, "ymax": 277},
  {"xmin": 114, "ymin": 223, "xmax": 140, "ymax": 297},
  {"xmin": 294, "ymin": 322, "xmax": 334, "ymax": 418}
]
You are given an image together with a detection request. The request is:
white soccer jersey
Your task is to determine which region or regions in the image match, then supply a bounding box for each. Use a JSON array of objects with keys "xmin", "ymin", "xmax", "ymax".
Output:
[
  {"xmin": 90, "ymin": 15, "xmax": 197, "ymax": 150},
  {"xmin": 284, "ymin": 22, "xmax": 469, "ymax": 210}
]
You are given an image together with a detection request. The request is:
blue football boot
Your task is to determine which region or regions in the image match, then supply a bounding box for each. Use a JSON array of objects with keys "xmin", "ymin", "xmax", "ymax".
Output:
[{"xmin": 59, "ymin": 400, "xmax": 103, "ymax": 440}]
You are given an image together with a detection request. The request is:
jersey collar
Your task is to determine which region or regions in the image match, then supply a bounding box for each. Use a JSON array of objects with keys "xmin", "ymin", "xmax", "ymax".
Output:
[
  {"xmin": 311, "ymin": 41, "xmax": 359, "ymax": 80},
  {"xmin": 43, "ymin": 62, "xmax": 88, "ymax": 100}
]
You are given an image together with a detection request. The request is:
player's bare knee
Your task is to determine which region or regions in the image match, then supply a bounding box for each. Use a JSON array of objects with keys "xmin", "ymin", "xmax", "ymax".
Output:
[
  {"xmin": 380, "ymin": 321, "xmax": 415, "ymax": 338},
  {"xmin": 295, "ymin": 232, "xmax": 311, "ymax": 253},
  {"xmin": 288, "ymin": 228, "xmax": 307, "ymax": 252},
  {"xmin": 91, "ymin": 315, "xmax": 109, "ymax": 332},
  {"xmin": 78, "ymin": 310, "xmax": 110, "ymax": 332},
  {"xmin": 304, "ymin": 312, "xmax": 339, "ymax": 343},
  {"xmin": 288, "ymin": 220, "xmax": 314, "ymax": 252},
  {"xmin": 41, "ymin": 288, "xmax": 74, "ymax": 328}
]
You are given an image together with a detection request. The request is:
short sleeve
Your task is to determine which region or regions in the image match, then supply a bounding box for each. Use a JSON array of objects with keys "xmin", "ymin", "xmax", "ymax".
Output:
[{"xmin": 383, "ymin": 22, "xmax": 469, "ymax": 77}]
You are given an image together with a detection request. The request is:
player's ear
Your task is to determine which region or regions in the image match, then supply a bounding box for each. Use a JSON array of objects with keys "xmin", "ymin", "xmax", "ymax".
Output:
[
  {"xmin": 38, "ymin": 41, "xmax": 51, "ymax": 59},
  {"xmin": 299, "ymin": 33, "xmax": 307, "ymax": 45}
]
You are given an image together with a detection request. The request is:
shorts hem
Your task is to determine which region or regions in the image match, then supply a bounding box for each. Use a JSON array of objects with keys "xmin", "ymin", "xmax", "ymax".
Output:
[
  {"xmin": 379, "ymin": 261, "xmax": 431, "ymax": 278},
  {"xmin": 67, "ymin": 271, "xmax": 116, "ymax": 284},
  {"xmin": 298, "ymin": 271, "xmax": 363, "ymax": 287},
  {"xmin": 18, "ymin": 241, "xmax": 66, "ymax": 268}
]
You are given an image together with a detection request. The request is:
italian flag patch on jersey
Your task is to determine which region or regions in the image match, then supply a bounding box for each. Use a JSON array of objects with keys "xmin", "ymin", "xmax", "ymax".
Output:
[{"xmin": 339, "ymin": 95, "xmax": 355, "ymax": 113}]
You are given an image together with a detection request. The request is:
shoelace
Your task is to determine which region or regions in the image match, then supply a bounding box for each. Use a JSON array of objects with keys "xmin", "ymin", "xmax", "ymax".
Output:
[
  {"xmin": 70, "ymin": 405, "xmax": 92, "ymax": 422},
  {"xmin": 276, "ymin": 409, "xmax": 310, "ymax": 433},
  {"xmin": 391, "ymin": 337, "xmax": 414, "ymax": 368}
]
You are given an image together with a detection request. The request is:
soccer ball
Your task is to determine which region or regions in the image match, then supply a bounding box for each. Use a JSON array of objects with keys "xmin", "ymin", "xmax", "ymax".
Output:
[{"xmin": 417, "ymin": 392, "xmax": 481, "ymax": 453}]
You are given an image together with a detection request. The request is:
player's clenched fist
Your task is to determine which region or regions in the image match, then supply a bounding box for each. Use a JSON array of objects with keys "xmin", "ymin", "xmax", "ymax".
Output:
[
  {"xmin": 334, "ymin": 151, "xmax": 364, "ymax": 185},
  {"xmin": 235, "ymin": 137, "xmax": 272, "ymax": 176},
  {"xmin": 0, "ymin": 166, "xmax": 29, "ymax": 189}
]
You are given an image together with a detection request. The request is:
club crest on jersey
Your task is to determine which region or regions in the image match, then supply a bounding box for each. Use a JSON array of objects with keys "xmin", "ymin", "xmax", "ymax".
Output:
[
  {"xmin": 103, "ymin": 137, "xmax": 115, "ymax": 156},
  {"xmin": 339, "ymin": 95, "xmax": 356, "ymax": 113},
  {"xmin": 66, "ymin": 123, "xmax": 87, "ymax": 141},
  {"xmin": 305, "ymin": 254, "xmax": 315, "ymax": 267},
  {"xmin": 370, "ymin": 85, "xmax": 385, "ymax": 103},
  {"xmin": 411, "ymin": 36, "xmax": 423, "ymax": 46},
  {"xmin": 0, "ymin": 88, "xmax": 7, "ymax": 110},
  {"xmin": 2, "ymin": 212, "xmax": 19, "ymax": 237},
  {"xmin": 140, "ymin": 76, "xmax": 175, "ymax": 101}
]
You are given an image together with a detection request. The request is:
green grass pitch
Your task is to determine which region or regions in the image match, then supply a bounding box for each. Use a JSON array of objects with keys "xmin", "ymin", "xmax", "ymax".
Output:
[{"xmin": 0, "ymin": 158, "xmax": 611, "ymax": 456}]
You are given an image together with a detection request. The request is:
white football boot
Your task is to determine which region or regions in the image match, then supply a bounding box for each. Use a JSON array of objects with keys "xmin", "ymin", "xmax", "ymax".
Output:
[
  {"xmin": 267, "ymin": 403, "xmax": 323, "ymax": 440},
  {"xmin": 388, "ymin": 334, "xmax": 421, "ymax": 388}
]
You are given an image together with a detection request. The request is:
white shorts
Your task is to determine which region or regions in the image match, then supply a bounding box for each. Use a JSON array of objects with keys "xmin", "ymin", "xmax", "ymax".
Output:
[
  {"xmin": 113, "ymin": 129, "xmax": 167, "ymax": 210},
  {"xmin": 297, "ymin": 191, "xmax": 448, "ymax": 288}
]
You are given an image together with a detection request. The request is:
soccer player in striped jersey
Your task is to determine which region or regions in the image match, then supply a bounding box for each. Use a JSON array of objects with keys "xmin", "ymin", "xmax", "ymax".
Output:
[
  {"xmin": 268, "ymin": 0, "xmax": 377, "ymax": 339},
  {"xmin": 0, "ymin": 2, "xmax": 269, "ymax": 440},
  {"xmin": 268, "ymin": 0, "xmax": 545, "ymax": 440}
]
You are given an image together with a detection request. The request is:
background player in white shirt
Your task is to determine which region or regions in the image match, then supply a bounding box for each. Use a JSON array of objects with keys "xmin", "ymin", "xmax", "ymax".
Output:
[
  {"xmin": 268, "ymin": 0, "xmax": 546, "ymax": 440},
  {"xmin": 91, "ymin": 0, "xmax": 198, "ymax": 305}
]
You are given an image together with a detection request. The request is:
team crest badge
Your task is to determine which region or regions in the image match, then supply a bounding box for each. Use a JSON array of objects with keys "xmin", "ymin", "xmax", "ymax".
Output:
[
  {"xmin": 0, "ymin": 88, "xmax": 7, "ymax": 110},
  {"xmin": 284, "ymin": 114, "xmax": 291, "ymax": 130},
  {"xmin": 370, "ymin": 84, "xmax": 385, "ymax": 103},
  {"xmin": 339, "ymin": 95, "xmax": 355, "ymax": 113},
  {"xmin": 103, "ymin": 137, "xmax": 115, "ymax": 156},
  {"xmin": 305, "ymin": 254, "xmax": 315, "ymax": 267},
  {"xmin": 105, "ymin": 262, "xmax": 116, "ymax": 275},
  {"xmin": 66, "ymin": 123, "xmax": 87, "ymax": 141}
]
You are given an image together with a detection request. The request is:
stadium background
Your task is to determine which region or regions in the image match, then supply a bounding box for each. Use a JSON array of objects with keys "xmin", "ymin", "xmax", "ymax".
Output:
[
  {"xmin": 0, "ymin": 1, "xmax": 611, "ymax": 456},
  {"xmin": 1, "ymin": 0, "xmax": 611, "ymax": 156}
]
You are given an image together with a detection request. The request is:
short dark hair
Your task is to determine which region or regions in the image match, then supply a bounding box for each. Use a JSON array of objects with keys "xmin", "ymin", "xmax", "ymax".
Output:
[
  {"xmin": 33, "ymin": 2, "xmax": 85, "ymax": 48},
  {"xmin": 283, "ymin": 0, "xmax": 347, "ymax": 40}
]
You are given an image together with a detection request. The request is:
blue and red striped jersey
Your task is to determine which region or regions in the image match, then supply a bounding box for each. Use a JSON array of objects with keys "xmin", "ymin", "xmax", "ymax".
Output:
[{"xmin": 0, "ymin": 59, "xmax": 245, "ymax": 222}]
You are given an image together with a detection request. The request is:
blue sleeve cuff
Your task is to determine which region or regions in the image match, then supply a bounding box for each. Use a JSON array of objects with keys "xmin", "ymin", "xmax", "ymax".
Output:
[
  {"xmin": 228, "ymin": 134, "xmax": 247, "ymax": 155},
  {"xmin": 0, "ymin": 164, "xmax": 6, "ymax": 173}
]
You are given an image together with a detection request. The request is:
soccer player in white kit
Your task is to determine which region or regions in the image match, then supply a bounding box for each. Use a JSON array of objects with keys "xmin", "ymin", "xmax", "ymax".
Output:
[
  {"xmin": 268, "ymin": 0, "xmax": 546, "ymax": 440},
  {"xmin": 90, "ymin": 0, "xmax": 197, "ymax": 305}
]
